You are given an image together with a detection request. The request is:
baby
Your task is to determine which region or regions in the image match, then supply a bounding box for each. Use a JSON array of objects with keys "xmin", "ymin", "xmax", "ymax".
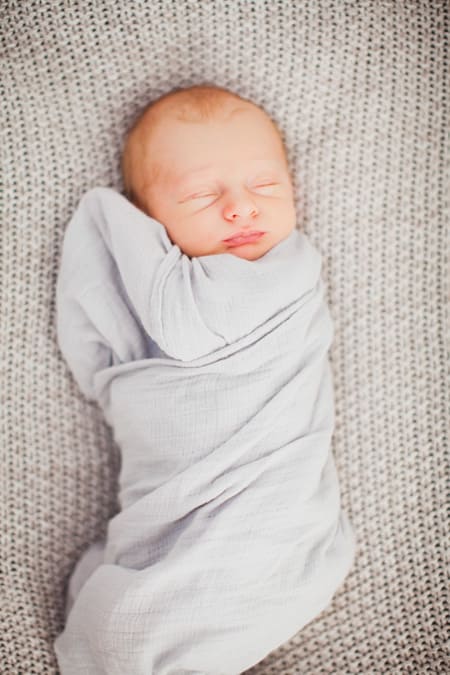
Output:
[
  {"xmin": 121, "ymin": 84, "xmax": 297, "ymax": 260},
  {"xmin": 54, "ymin": 84, "xmax": 356, "ymax": 674}
]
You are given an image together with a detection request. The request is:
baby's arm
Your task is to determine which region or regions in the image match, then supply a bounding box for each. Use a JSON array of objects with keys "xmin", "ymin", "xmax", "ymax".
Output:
[{"xmin": 56, "ymin": 187, "xmax": 173, "ymax": 401}]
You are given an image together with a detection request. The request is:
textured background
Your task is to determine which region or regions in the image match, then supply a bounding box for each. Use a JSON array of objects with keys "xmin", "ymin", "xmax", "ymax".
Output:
[{"xmin": 1, "ymin": 0, "xmax": 449, "ymax": 673}]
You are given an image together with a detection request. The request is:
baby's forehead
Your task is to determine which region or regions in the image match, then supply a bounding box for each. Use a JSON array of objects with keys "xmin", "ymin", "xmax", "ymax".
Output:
[{"xmin": 148, "ymin": 108, "xmax": 284, "ymax": 158}]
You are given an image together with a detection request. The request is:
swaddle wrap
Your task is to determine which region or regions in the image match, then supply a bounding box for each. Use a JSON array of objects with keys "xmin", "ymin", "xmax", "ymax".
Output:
[{"xmin": 54, "ymin": 187, "xmax": 356, "ymax": 675}]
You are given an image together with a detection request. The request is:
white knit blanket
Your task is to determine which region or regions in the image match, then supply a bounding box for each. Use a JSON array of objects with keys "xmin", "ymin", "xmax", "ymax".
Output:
[{"xmin": 53, "ymin": 187, "xmax": 356, "ymax": 675}]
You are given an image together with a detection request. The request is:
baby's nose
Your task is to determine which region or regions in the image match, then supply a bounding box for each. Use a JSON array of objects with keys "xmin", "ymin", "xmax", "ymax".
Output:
[{"xmin": 223, "ymin": 194, "xmax": 259, "ymax": 221}]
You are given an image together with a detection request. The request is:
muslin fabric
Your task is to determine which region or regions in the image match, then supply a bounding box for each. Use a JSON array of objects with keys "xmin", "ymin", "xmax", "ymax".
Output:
[{"xmin": 53, "ymin": 187, "xmax": 356, "ymax": 674}]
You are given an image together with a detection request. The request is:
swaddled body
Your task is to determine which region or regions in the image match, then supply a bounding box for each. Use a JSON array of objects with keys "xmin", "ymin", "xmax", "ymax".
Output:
[
  {"xmin": 54, "ymin": 86, "xmax": 356, "ymax": 674},
  {"xmin": 54, "ymin": 186, "xmax": 356, "ymax": 674}
]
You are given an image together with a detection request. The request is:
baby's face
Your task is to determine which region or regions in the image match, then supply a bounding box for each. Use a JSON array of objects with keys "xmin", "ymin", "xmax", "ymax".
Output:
[{"xmin": 133, "ymin": 104, "xmax": 297, "ymax": 260}]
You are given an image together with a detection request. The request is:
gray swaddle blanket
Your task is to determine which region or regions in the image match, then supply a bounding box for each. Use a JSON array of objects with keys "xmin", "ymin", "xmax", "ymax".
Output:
[{"xmin": 54, "ymin": 187, "xmax": 356, "ymax": 675}]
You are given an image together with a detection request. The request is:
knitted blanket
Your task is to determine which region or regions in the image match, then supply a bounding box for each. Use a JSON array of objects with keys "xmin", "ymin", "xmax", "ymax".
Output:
[{"xmin": 53, "ymin": 187, "xmax": 356, "ymax": 674}]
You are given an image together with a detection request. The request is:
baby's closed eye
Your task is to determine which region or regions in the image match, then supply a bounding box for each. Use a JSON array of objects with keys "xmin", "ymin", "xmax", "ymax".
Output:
[{"xmin": 253, "ymin": 182, "xmax": 279, "ymax": 191}]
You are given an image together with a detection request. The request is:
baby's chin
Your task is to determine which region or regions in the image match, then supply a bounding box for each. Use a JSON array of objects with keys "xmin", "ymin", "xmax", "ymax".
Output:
[{"xmin": 221, "ymin": 247, "xmax": 269, "ymax": 261}]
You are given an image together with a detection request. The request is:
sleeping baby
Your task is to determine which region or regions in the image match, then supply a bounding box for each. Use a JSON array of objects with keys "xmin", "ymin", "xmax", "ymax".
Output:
[{"xmin": 54, "ymin": 84, "xmax": 356, "ymax": 675}]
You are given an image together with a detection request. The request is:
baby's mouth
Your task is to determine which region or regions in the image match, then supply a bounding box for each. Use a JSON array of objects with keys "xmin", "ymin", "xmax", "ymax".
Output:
[{"xmin": 223, "ymin": 231, "xmax": 266, "ymax": 246}]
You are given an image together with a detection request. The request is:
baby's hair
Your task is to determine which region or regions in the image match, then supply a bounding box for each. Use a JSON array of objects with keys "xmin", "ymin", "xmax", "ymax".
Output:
[
  {"xmin": 121, "ymin": 84, "xmax": 287, "ymax": 208},
  {"xmin": 145, "ymin": 84, "xmax": 245, "ymax": 123}
]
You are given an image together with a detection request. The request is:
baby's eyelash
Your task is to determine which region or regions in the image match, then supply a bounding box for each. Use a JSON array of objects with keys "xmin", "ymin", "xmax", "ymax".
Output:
[
  {"xmin": 178, "ymin": 193, "xmax": 215, "ymax": 203},
  {"xmin": 253, "ymin": 182, "xmax": 279, "ymax": 190}
]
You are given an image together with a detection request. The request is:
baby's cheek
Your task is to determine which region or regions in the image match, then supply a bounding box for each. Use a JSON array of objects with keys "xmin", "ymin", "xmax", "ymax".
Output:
[{"xmin": 163, "ymin": 220, "xmax": 204, "ymax": 256}]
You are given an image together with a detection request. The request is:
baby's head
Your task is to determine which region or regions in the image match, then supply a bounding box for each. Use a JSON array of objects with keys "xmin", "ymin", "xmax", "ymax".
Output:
[{"xmin": 121, "ymin": 85, "xmax": 297, "ymax": 260}]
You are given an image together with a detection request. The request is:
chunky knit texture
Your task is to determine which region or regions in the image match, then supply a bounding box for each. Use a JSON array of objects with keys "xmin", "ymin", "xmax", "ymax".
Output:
[{"xmin": 1, "ymin": 1, "xmax": 449, "ymax": 673}]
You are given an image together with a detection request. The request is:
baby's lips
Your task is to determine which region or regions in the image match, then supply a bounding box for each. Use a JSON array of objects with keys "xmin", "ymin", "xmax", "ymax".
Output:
[{"xmin": 222, "ymin": 230, "xmax": 266, "ymax": 242}]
